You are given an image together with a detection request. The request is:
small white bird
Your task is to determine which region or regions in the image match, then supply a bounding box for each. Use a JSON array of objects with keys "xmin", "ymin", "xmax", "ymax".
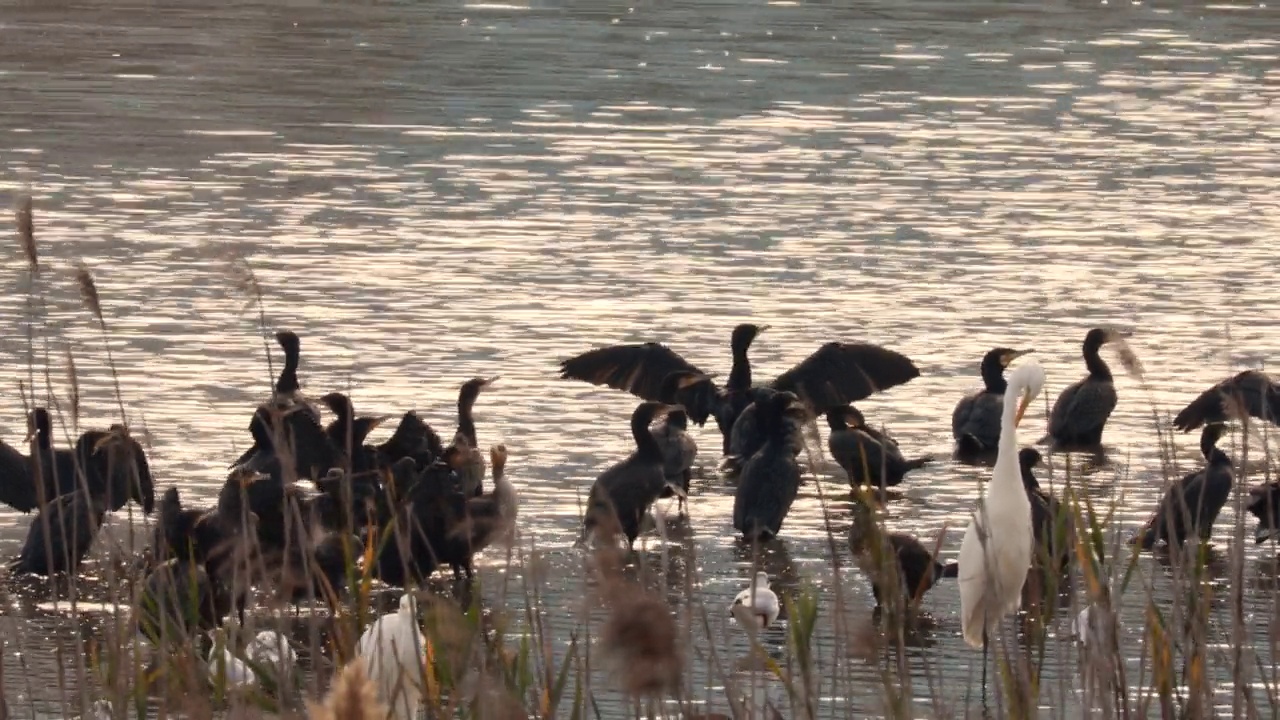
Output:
[
  {"xmin": 958, "ymin": 360, "xmax": 1046, "ymax": 652},
  {"xmin": 730, "ymin": 571, "xmax": 781, "ymax": 630},
  {"xmin": 357, "ymin": 593, "xmax": 428, "ymax": 720},
  {"xmin": 206, "ymin": 632, "xmax": 256, "ymax": 690},
  {"xmin": 245, "ymin": 629, "xmax": 297, "ymax": 677}
]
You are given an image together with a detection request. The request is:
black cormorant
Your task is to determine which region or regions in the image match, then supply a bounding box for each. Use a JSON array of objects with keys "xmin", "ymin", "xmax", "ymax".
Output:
[
  {"xmin": 453, "ymin": 377, "xmax": 498, "ymax": 497},
  {"xmin": 1046, "ymin": 328, "xmax": 1119, "ymax": 447},
  {"xmin": 583, "ymin": 401, "xmax": 677, "ymax": 549},
  {"xmin": 733, "ymin": 391, "xmax": 806, "ymax": 542},
  {"xmin": 952, "ymin": 347, "xmax": 1033, "ymax": 454},
  {"xmin": 8, "ymin": 489, "xmax": 107, "ymax": 576},
  {"xmin": 26, "ymin": 410, "xmax": 155, "ymax": 514},
  {"xmin": 826, "ymin": 405, "xmax": 931, "ymax": 488},
  {"xmin": 652, "ymin": 408, "xmax": 697, "ymax": 515},
  {"xmin": 1133, "ymin": 423, "xmax": 1233, "ymax": 550},
  {"xmin": 558, "ymin": 325, "xmax": 919, "ymax": 455},
  {"xmin": 1173, "ymin": 370, "xmax": 1280, "ymax": 432},
  {"xmin": 0, "ymin": 436, "xmax": 36, "ymax": 513},
  {"xmin": 1247, "ymin": 480, "xmax": 1280, "ymax": 544},
  {"xmin": 321, "ymin": 392, "xmax": 388, "ymax": 473},
  {"xmin": 848, "ymin": 501, "xmax": 956, "ymax": 610}
]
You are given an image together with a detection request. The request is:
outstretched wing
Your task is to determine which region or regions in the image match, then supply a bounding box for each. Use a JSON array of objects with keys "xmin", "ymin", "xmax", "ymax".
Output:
[
  {"xmin": 558, "ymin": 342, "xmax": 720, "ymax": 424},
  {"xmin": 770, "ymin": 342, "xmax": 920, "ymax": 410},
  {"xmin": 1173, "ymin": 370, "xmax": 1280, "ymax": 432}
]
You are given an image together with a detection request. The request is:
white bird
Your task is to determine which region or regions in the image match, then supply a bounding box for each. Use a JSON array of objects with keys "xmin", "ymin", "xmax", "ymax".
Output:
[
  {"xmin": 206, "ymin": 632, "xmax": 256, "ymax": 690},
  {"xmin": 245, "ymin": 629, "xmax": 297, "ymax": 677},
  {"xmin": 958, "ymin": 361, "xmax": 1045, "ymax": 657},
  {"xmin": 357, "ymin": 593, "xmax": 427, "ymax": 720},
  {"xmin": 730, "ymin": 571, "xmax": 781, "ymax": 630}
]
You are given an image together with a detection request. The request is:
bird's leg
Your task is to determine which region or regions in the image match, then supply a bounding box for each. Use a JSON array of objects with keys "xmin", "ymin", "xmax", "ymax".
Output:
[{"xmin": 981, "ymin": 629, "xmax": 989, "ymax": 708}]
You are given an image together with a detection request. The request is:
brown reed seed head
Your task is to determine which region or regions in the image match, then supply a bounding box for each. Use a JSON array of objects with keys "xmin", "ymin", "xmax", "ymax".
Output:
[
  {"xmin": 599, "ymin": 590, "xmax": 684, "ymax": 698},
  {"xmin": 307, "ymin": 657, "xmax": 387, "ymax": 720},
  {"xmin": 15, "ymin": 195, "xmax": 35, "ymax": 273},
  {"xmin": 74, "ymin": 262, "xmax": 104, "ymax": 322}
]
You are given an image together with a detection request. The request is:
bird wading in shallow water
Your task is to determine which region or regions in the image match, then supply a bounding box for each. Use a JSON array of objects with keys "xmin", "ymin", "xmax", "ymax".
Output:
[
  {"xmin": 558, "ymin": 324, "xmax": 919, "ymax": 455},
  {"xmin": 1173, "ymin": 369, "xmax": 1280, "ymax": 433},
  {"xmin": 733, "ymin": 391, "xmax": 807, "ymax": 543},
  {"xmin": 953, "ymin": 347, "xmax": 1034, "ymax": 456},
  {"xmin": 730, "ymin": 571, "xmax": 780, "ymax": 630},
  {"xmin": 1133, "ymin": 423, "xmax": 1233, "ymax": 550},
  {"xmin": 1046, "ymin": 329, "xmax": 1119, "ymax": 447},
  {"xmin": 584, "ymin": 402, "xmax": 681, "ymax": 550},
  {"xmin": 826, "ymin": 405, "xmax": 932, "ymax": 488},
  {"xmin": 958, "ymin": 360, "xmax": 1045, "ymax": 693}
]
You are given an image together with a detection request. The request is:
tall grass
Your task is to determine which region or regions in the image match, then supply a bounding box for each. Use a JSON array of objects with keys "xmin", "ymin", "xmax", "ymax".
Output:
[{"xmin": 2, "ymin": 198, "xmax": 1279, "ymax": 720}]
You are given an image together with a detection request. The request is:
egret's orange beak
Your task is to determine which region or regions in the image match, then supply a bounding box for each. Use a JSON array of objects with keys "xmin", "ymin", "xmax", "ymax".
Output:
[{"xmin": 1014, "ymin": 389, "xmax": 1033, "ymax": 428}]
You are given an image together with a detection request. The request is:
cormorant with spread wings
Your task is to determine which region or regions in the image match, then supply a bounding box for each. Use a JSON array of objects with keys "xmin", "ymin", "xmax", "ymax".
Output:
[{"xmin": 558, "ymin": 323, "xmax": 920, "ymax": 455}]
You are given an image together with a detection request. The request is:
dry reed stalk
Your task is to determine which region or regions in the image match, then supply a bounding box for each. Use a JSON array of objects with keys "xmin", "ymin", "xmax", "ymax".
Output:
[{"xmin": 307, "ymin": 658, "xmax": 387, "ymax": 720}]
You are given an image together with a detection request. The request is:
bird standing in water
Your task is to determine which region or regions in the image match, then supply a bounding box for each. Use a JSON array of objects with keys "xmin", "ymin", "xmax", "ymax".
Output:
[
  {"xmin": 1046, "ymin": 329, "xmax": 1119, "ymax": 447},
  {"xmin": 957, "ymin": 360, "xmax": 1045, "ymax": 688},
  {"xmin": 584, "ymin": 402, "xmax": 677, "ymax": 550},
  {"xmin": 1173, "ymin": 369, "xmax": 1280, "ymax": 432},
  {"xmin": 826, "ymin": 405, "xmax": 931, "ymax": 488},
  {"xmin": 1133, "ymin": 423, "xmax": 1233, "ymax": 550},
  {"xmin": 357, "ymin": 593, "xmax": 427, "ymax": 720},
  {"xmin": 558, "ymin": 324, "xmax": 919, "ymax": 455},
  {"xmin": 730, "ymin": 571, "xmax": 780, "ymax": 630},
  {"xmin": 952, "ymin": 347, "xmax": 1034, "ymax": 455},
  {"xmin": 453, "ymin": 377, "xmax": 498, "ymax": 497},
  {"xmin": 733, "ymin": 391, "xmax": 807, "ymax": 542}
]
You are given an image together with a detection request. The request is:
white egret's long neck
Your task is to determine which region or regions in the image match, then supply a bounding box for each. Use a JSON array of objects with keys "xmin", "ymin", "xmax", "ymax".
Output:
[{"xmin": 995, "ymin": 384, "xmax": 1023, "ymax": 485}]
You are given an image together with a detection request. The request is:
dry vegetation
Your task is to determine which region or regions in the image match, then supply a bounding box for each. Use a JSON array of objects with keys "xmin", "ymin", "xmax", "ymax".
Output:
[{"xmin": 3, "ymin": 196, "xmax": 1280, "ymax": 720}]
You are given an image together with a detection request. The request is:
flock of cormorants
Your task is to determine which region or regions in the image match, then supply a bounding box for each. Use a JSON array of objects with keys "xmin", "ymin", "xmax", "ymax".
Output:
[{"xmin": 1, "ymin": 322, "xmax": 1279, "ymax": 642}]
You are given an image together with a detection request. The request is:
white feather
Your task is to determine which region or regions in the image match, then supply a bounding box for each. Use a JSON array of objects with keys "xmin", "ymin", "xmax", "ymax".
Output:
[
  {"xmin": 245, "ymin": 629, "xmax": 297, "ymax": 675},
  {"xmin": 357, "ymin": 593, "xmax": 428, "ymax": 720},
  {"xmin": 730, "ymin": 571, "xmax": 780, "ymax": 629},
  {"xmin": 958, "ymin": 360, "xmax": 1045, "ymax": 648}
]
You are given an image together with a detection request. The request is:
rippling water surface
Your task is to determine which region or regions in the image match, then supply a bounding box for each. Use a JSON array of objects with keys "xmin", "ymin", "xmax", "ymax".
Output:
[{"xmin": 2, "ymin": 0, "xmax": 1280, "ymax": 717}]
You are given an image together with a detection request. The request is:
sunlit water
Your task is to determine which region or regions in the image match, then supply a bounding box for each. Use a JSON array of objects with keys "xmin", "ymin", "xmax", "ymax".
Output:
[{"xmin": 1, "ymin": 0, "xmax": 1279, "ymax": 717}]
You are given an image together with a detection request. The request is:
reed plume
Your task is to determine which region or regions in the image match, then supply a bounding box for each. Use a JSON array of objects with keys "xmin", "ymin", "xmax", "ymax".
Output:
[{"xmin": 307, "ymin": 658, "xmax": 387, "ymax": 720}]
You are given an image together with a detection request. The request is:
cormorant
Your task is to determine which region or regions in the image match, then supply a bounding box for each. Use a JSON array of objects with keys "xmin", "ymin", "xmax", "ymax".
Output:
[
  {"xmin": 1173, "ymin": 370, "xmax": 1280, "ymax": 432},
  {"xmin": 0, "ymin": 436, "xmax": 36, "ymax": 513},
  {"xmin": 26, "ymin": 410, "xmax": 155, "ymax": 514},
  {"xmin": 449, "ymin": 444, "xmax": 518, "ymax": 555},
  {"xmin": 1046, "ymin": 328, "xmax": 1119, "ymax": 447},
  {"xmin": 952, "ymin": 347, "xmax": 1033, "ymax": 454},
  {"xmin": 453, "ymin": 377, "xmax": 498, "ymax": 497},
  {"xmin": 1133, "ymin": 423, "xmax": 1233, "ymax": 550},
  {"xmin": 232, "ymin": 404, "xmax": 335, "ymax": 483},
  {"xmin": 135, "ymin": 558, "xmax": 229, "ymax": 647},
  {"xmin": 848, "ymin": 501, "xmax": 957, "ymax": 610},
  {"xmin": 583, "ymin": 401, "xmax": 678, "ymax": 550},
  {"xmin": 321, "ymin": 392, "xmax": 388, "ymax": 473},
  {"xmin": 1020, "ymin": 448, "xmax": 1070, "ymax": 576},
  {"xmin": 558, "ymin": 324, "xmax": 919, "ymax": 454},
  {"xmin": 152, "ymin": 487, "xmax": 204, "ymax": 564},
  {"xmin": 1247, "ymin": 480, "xmax": 1280, "ymax": 544},
  {"xmin": 733, "ymin": 391, "xmax": 806, "ymax": 542},
  {"xmin": 826, "ymin": 405, "xmax": 931, "ymax": 488},
  {"xmin": 8, "ymin": 489, "xmax": 107, "ymax": 576},
  {"xmin": 652, "ymin": 408, "xmax": 697, "ymax": 515}
]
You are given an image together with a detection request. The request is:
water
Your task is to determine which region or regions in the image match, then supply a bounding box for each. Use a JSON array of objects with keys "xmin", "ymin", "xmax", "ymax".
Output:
[{"xmin": 1, "ymin": 0, "xmax": 1279, "ymax": 716}]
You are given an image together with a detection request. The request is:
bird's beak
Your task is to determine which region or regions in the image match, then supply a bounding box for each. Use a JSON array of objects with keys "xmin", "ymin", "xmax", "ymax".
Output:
[
  {"xmin": 758, "ymin": 324, "xmax": 771, "ymax": 333},
  {"xmin": 483, "ymin": 376, "xmax": 500, "ymax": 387},
  {"xmin": 369, "ymin": 415, "xmax": 392, "ymax": 431},
  {"xmin": 1011, "ymin": 348, "xmax": 1034, "ymax": 361},
  {"xmin": 1014, "ymin": 389, "xmax": 1034, "ymax": 428}
]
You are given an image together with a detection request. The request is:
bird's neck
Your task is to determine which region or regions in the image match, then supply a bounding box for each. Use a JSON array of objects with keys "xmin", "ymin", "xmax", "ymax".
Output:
[
  {"xmin": 981, "ymin": 361, "xmax": 1008, "ymax": 393},
  {"xmin": 995, "ymin": 397, "xmax": 1023, "ymax": 485},
  {"xmin": 1084, "ymin": 345, "xmax": 1112, "ymax": 380},
  {"xmin": 632, "ymin": 417, "xmax": 664, "ymax": 459},
  {"xmin": 457, "ymin": 401, "xmax": 478, "ymax": 446},
  {"xmin": 727, "ymin": 348, "xmax": 752, "ymax": 392}
]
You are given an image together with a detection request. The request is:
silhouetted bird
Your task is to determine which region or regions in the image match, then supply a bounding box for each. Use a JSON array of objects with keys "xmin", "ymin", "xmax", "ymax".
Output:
[
  {"xmin": 849, "ymin": 506, "xmax": 957, "ymax": 611},
  {"xmin": 453, "ymin": 377, "xmax": 498, "ymax": 497},
  {"xmin": 559, "ymin": 324, "xmax": 919, "ymax": 454},
  {"xmin": 1173, "ymin": 370, "xmax": 1280, "ymax": 432},
  {"xmin": 584, "ymin": 402, "xmax": 678, "ymax": 550},
  {"xmin": 8, "ymin": 490, "xmax": 107, "ymax": 576},
  {"xmin": 952, "ymin": 347, "xmax": 1033, "ymax": 454},
  {"xmin": 1134, "ymin": 423, "xmax": 1233, "ymax": 549},
  {"xmin": 826, "ymin": 405, "xmax": 931, "ymax": 488},
  {"xmin": 1046, "ymin": 329, "xmax": 1119, "ymax": 446},
  {"xmin": 733, "ymin": 391, "xmax": 806, "ymax": 542}
]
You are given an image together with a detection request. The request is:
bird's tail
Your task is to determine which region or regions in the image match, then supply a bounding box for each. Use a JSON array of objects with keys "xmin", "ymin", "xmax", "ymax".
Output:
[
  {"xmin": 719, "ymin": 455, "xmax": 745, "ymax": 477},
  {"xmin": 940, "ymin": 561, "xmax": 959, "ymax": 579},
  {"xmin": 906, "ymin": 455, "xmax": 934, "ymax": 471},
  {"xmin": 957, "ymin": 430, "xmax": 983, "ymax": 453}
]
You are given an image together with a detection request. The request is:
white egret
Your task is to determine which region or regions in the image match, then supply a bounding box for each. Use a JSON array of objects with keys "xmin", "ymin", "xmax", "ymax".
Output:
[
  {"xmin": 206, "ymin": 630, "xmax": 256, "ymax": 691},
  {"xmin": 958, "ymin": 360, "xmax": 1045, "ymax": 678},
  {"xmin": 730, "ymin": 571, "xmax": 781, "ymax": 630},
  {"xmin": 357, "ymin": 593, "xmax": 427, "ymax": 720}
]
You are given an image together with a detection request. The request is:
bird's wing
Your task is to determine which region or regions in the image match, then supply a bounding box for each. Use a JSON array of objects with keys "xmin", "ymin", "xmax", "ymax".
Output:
[
  {"xmin": 558, "ymin": 342, "xmax": 721, "ymax": 424},
  {"xmin": 1048, "ymin": 378, "xmax": 1117, "ymax": 437},
  {"xmin": 1173, "ymin": 371, "xmax": 1280, "ymax": 432},
  {"xmin": 769, "ymin": 342, "xmax": 920, "ymax": 410}
]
